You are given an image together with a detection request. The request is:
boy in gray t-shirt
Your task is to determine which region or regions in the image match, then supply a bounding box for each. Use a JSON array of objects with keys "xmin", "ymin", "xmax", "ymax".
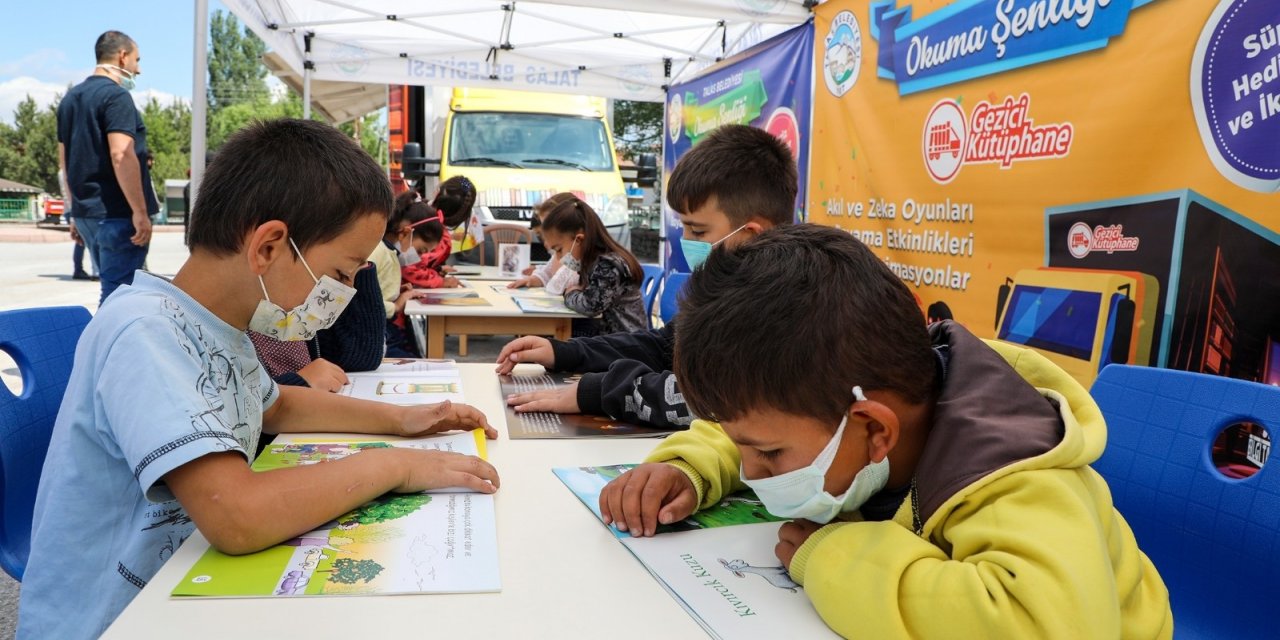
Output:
[{"xmin": 17, "ymin": 119, "xmax": 501, "ymax": 639}]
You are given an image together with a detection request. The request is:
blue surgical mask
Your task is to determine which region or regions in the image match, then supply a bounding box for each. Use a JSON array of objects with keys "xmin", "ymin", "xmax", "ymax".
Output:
[
  {"xmin": 680, "ymin": 224, "xmax": 748, "ymax": 270},
  {"xmin": 560, "ymin": 237, "xmax": 582, "ymax": 272},
  {"xmin": 98, "ymin": 64, "xmax": 137, "ymax": 91},
  {"xmin": 739, "ymin": 386, "xmax": 891, "ymax": 523}
]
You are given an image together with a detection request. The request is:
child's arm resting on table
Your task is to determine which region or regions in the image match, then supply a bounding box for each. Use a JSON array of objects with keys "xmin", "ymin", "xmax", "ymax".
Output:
[
  {"xmin": 164, "ymin": 446, "xmax": 498, "ymax": 555},
  {"xmin": 787, "ymin": 469, "xmax": 1140, "ymax": 639},
  {"xmin": 262, "ymin": 384, "xmax": 498, "ymax": 440}
]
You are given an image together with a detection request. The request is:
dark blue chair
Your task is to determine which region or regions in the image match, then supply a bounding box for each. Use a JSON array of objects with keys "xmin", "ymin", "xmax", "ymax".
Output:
[
  {"xmin": 0, "ymin": 306, "xmax": 91, "ymax": 580},
  {"xmin": 1091, "ymin": 365, "xmax": 1280, "ymax": 639},
  {"xmin": 640, "ymin": 264, "xmax": 663, "ymax": 328},
  {"xmin": 659, "ymin": 272, "xmax": 691, "ymax": 326}
]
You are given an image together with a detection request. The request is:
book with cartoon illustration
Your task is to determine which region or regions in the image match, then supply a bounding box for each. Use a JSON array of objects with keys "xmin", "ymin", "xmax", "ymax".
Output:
[
  {"xmin": 553, "ymin": 465, "xmax": 839, "ymax": 639},
  {"xmin": 172, "ymin": 430, "xmax": 500, "ymax": 598},
  {"xmin": 499, "ymin": 372, "xmax": 673, "ymax": 439},
  {"xmin": 338, "ymin": 368, "xmax": 465, "ymax": 405}
]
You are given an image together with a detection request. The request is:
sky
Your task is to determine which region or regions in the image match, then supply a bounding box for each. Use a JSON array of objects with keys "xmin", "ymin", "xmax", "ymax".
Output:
[{"xmin": 0, "ymin": 0, "xmax": 239, "ymax": 123}]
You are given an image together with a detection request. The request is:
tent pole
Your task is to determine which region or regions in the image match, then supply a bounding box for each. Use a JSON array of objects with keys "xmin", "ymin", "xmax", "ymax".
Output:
[
  {"xmin": 190, "ymin": 0, "xmax": 208, "ymax": 217},
  {"xmin": 303, "ymin": 32, "xmax": 314, "ymax": 120}
]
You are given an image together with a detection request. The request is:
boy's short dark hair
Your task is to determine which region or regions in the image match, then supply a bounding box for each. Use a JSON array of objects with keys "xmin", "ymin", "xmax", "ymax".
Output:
[
  {"xmin": 189, "ymin": 119, "xmax": 393, "ymax": 255},
  {"xmin": 95, "ymin": 31, "xmax": 135, "ymax": 62},
  {"xmin": 666, "ymin": 124, "xmax": 797, "ymax": 227},
  {"xmin": 674, "ymin": 224, "xmax": 937, "ymax": 424}
]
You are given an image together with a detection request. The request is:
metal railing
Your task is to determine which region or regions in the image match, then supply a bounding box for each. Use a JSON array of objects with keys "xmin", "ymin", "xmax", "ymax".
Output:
[{"xmin": 0, "ymin": 198, "xmax": 35, "ymax": 220}]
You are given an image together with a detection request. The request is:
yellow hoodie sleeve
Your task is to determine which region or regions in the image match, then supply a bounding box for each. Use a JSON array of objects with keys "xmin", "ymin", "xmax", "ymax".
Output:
[
  {"xmin": 791, "ymin": 468, "xmax": 1154, "ymax": 639},
  {"xmin": 643, "ymin": 419, "xmax": 745, "ymax": 510},
  {"xmin": 369, "ymin": 243, "xmax": 402, "ymax": 320}
]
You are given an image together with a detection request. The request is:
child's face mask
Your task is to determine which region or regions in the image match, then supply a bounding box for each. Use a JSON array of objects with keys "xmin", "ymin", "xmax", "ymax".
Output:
[
  {"xmin": 738, "ymin": 386, "xmax": 891, "ymax": 523},
  {"xmin": 559, "ymin": 236, "xmax": 583, "ymax": 272},
  {"xmin": 680, "ymin": 224, "xmax": 747, "ymax": 270},
  {"xmin": 249, "ymin": 238, "xmax": 357, "ymax": 342}
]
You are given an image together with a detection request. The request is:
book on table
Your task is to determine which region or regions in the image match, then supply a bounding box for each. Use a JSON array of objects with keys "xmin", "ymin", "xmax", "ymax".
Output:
[
  {"xmin": 490, "ymin": 283, "xmax": 560, "ymax": 298},
  {"xmin": 338, "ymin": 366, "xmax": 465, "ymax": 405},
  {"xmin": 414, "ymin": 290, "xmax": 491, "ymax": 306},
  {"xmin": 499, "ymin": 371, "xmax": 673, "ymax": 438},
  {"xmin": 553, "ymin": 465, "xmax": 839, "ymax": 640},
  {"xmin": 172, "ymin": 429, "xmax": 500, "ymax": 598},
  {"xmin": 512, "ymin": 296, "xmax": 575, "ymax": 314}
]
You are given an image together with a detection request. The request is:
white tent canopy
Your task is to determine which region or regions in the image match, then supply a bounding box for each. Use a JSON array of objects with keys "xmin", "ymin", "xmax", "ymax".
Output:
[
  {"xmin": 262, "ymin": 51, "xmax": 387, "ymax": 124},
  {"xmin": 221, "ymin": 0, "xmax": 814, "ymax": 103}
]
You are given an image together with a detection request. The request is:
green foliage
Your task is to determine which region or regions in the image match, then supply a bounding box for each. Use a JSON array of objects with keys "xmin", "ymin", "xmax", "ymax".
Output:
[
  {"xmin": 141, "ymin": 98, "xmax": 193, "ymax": 194},
  {"xmin": 341, "ymin": 494, "xmax": 432, "ymax": 526},
  {"xmin": 327, "ymin": 558, "xmax": 384, "ymax": 585},
  {"xmin": 0, "ymin": 96, "xmax": 59, "ymax": 193},
  {"xmin": 208, "ymin": 11, "xmax": 269, "ymax": 111},
  {"xmin": 613, "ymin": 100, "xmax": 663, "ymax": 159}
]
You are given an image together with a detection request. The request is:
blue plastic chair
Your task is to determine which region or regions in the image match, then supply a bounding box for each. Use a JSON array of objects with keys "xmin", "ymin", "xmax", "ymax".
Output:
[
  {"xmin": 1091, "ymin": 365, "xmax": 1280, "ymax": 639},
  {"xmin": 640, "ymin": 264, "xmax": 663, "ymax": 328},
  {"xmin": 0, "ymin": 306, "xmax": 91, "ymax": 580},
  {"xmin": 659, "ymin": 272, "xmax": 691, "ymax": 326}
]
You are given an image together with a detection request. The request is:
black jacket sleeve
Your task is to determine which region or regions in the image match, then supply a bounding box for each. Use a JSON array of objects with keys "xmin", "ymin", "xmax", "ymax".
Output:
[
  {"xmin": 550, "ymin": 322, "xmax": 674, "ymax": 372},
  {"xmin": 548, "ymin": 322, "xmax": 692, "ymax": 429},
  {"xmin": 314, "ymin": 264, "xmax": 387, "ymax": 373},
  {"xmin": 275, "ymin": 371, "xmax": 310, "ymax": 387}
]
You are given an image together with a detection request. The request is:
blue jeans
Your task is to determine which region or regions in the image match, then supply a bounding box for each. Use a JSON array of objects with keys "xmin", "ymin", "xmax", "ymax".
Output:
[{"xmin": 75, "ymin": 217, "xmax": 149, "ymax": 305}]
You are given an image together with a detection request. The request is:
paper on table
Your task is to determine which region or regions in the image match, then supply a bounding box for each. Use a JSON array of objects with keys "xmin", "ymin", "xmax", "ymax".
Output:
[
  {"xmin": 513, "ymin": 296, "xmax": 575, "ymax": 314},
  {"xmin": 373, "ymin": 358, "xmax": 458, "ymax": 374},
  {"xmin": 339, "ymin": 369, "xmax": 465, "ymax": 405}
]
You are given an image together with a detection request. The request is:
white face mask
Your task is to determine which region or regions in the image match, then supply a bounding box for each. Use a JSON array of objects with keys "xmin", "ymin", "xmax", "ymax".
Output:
[
  {"xmin": 739, "ymin": 386, "xmax": 891, "ymax": 523},
  {"xmin": 397, "ymin": 246, "xmax": 421, "ymax": 267},
  {"xmin": 248, "ymin": 238, "xmax": 357, "ymax": 341}
]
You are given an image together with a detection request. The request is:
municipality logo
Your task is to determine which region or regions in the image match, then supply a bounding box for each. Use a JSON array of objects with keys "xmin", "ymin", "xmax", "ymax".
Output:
[
  {"xmin": 823, "ymin": 10, "xmax": 862, "ymax": 97},
  {"xmin": 333, "ymin": 44, "xmax": 369, "ymax": 76}
]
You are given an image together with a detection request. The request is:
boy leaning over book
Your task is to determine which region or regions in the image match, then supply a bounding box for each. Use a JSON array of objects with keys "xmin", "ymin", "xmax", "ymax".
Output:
[
  {"xmin": 599, "ymin": 225, "xmax": 1172, "ymax": 638},
  {"xmin": 18, "ymin": 119, "xmax": 500, "ymax": 639},
  {"xmin": 495, "ymin": 124, "xmax": 797, "ymax": 427}
]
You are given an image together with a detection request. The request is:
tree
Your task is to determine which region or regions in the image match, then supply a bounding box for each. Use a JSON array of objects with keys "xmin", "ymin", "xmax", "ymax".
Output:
[
  {"xmin": 612, "ymin": 100, "xmax": 663, "ymax": 160},
  {"xmin": 0, "ymin": 96, "xmax": 60, "ymax": 194},
  {"xmin": 208, "ymin": 10, "xmax": 269, "ymax": 111},
  {"xmin": 340, "ymin": 494, "xmax": 432, "ymax": 527},
  {"xmin": 327, "ymin": 558, "xmax": 384, "ymax": 585},
  {"xmin": 141, "ymin": 98, "xmax": 192, "ymax": 196}
]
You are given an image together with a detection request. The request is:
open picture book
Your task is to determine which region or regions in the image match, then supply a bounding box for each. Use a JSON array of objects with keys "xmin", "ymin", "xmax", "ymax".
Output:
[
  {"xmin": 553, "ymin": 465, "xmax": 839, "ymax": 639},
  {"xmin": 172, "ymin": 429, "xmax": 499, "ymax": 598}
]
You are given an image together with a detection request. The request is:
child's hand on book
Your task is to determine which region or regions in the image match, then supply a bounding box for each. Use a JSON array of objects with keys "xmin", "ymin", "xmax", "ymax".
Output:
[
  {"xmin": 599, "ymin": 463, "xmax": 697, "ymax": 538},
  {"xmin": 398, "ymin": 400, "xmax": 498, "ymax": 440},
  {"xmin": 392, "ymin": 449, "xmax": 500, "ymax": 495},
  {"xmin": 506, "ymin": 383, "xmax": 580, "ymax": 414},
  {"xmin": 495, "ymin": 336, "xmax": 555, "ymax": 374},
  {"xmin": 775, "ymin": 519, "xmax": 825, "ymax": 570}
]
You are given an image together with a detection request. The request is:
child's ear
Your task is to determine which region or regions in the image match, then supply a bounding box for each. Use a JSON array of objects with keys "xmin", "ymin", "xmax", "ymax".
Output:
[
  {"xmin": 245, "ymin": 220, "xmax": 290, "ymax": 276},
  {"xmin": 849, "ymin": 400, "xmax": 901, "ymax": 464}
]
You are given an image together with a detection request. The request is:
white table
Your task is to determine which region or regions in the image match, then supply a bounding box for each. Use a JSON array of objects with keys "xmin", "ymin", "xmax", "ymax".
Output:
[
  {"xmin": 406, "ymin": 280, "xmax": 582, "ymax": 359},
  {"xmin": 446, "ymin": 265, "xmax": 540, "ymax": 281},
  {"xmin": 104, "ymin": 364, "xmax": 706, "ymax": 639}
]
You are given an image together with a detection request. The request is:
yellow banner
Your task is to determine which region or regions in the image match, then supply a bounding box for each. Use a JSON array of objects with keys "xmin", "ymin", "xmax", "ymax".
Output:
[{"xmin": 810, "ymin": 0, "xmax": 1280, "ymax": 387}]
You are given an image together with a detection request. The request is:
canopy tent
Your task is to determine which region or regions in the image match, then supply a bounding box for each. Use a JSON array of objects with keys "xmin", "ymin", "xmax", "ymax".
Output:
[
  {"xmin": 262, "ymin": 51, "xmax": 387, "ymax": 124},
  {"xmin": 191, "ymin": 0, "xmax": 815, "ymax": 203}
]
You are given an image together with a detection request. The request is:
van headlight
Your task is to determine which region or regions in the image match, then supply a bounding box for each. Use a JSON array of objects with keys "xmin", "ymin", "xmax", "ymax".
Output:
[{"xmin": 602, "ymin": 195, "xmax": 629, "ymax": 228}]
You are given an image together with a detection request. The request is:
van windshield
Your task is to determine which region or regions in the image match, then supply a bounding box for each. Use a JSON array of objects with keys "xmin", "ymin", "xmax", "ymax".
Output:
[{"xmin": 449, "ymin": 112, "xmax": 615, "ymax": 172}]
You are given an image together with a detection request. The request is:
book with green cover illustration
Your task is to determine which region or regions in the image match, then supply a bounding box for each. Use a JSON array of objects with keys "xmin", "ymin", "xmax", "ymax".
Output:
[
  {"xmin": 554, "ymin": 465, "xmax": 839, "ymax": 639},
  {"xmin": 172, "ymin": 430, "xmax": 499, "ymax": 598}
]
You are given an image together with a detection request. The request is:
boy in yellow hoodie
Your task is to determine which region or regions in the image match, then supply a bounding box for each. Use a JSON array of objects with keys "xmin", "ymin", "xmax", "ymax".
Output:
[{"xmin": 599, "ymin": 224, "xmax": 1172, "ymax": 638}]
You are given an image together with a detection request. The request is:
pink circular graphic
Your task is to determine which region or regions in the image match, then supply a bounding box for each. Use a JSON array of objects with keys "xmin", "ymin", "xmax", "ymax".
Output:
[
  {"xmin": 921, "ymin": 99, "xmax": 967, "ymax": 184},
  {"xmin": 765, "ymin": 107, "xmax": 801, "ymax": 161}
]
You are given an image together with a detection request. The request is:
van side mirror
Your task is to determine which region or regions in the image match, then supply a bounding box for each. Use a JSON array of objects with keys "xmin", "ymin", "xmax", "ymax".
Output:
[
  {"xmin": 636, "ymin": 153, "xmax": 658, "ymax": 188},
  {"xmin": 400, "ymin": 142, "xmax": 439, "ymax": 179}
]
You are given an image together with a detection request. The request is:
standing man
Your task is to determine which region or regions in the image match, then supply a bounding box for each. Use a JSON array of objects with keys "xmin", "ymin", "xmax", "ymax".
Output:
[{"xmin": 58, "ymin": 30, "xmax": 156, "ymax": 304}]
